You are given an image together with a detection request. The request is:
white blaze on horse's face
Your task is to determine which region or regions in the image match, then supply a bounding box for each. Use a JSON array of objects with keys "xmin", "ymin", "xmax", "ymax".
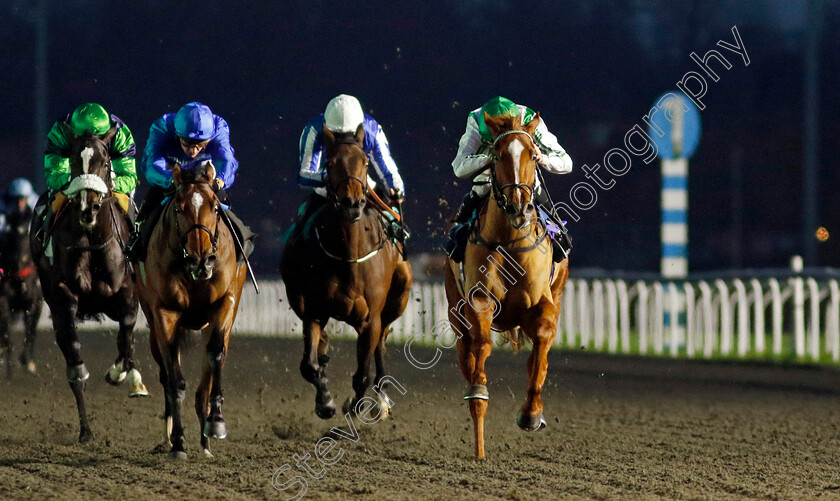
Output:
[
  {"xmin": 80, "ymin": 147, "xmax": 94, "ymax": 175},
  {"xmin": 507, "ymin": 138, "xmax": 525, "ymax": 185},
  {"xmin": 80, "ymin": 190, "xmax": 88, "ymax": 211},
  {"xmin": 191, "ymin": 192, "xmax": 204, "ymax": 219}
]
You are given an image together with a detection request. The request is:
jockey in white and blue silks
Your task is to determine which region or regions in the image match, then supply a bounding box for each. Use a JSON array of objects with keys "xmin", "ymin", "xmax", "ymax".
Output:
[
  {"xmin": 126, "ymin": 102, "xmax": 253, "ymax": 261},
  {"xmin": 294, "ymin": 94, "xmax": 405, "ymax": 237},
  {"xmin": 298, "ymin": 94, "xmax": 404, "ymax": 199}
]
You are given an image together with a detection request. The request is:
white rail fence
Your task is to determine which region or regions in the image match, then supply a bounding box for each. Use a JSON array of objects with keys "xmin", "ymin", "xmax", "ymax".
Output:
[{"xmin": 41, "ymin": 276, "xmax": 840, "ymax": 362}]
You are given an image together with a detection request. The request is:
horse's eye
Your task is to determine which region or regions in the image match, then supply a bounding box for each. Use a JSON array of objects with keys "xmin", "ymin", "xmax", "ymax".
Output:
[{"xmin": 174, "ymin": 207, "xmax": 181, "ymax": 214}]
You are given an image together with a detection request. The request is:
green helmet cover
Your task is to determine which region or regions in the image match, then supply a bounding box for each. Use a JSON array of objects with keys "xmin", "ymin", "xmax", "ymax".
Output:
[
  {"xmin": 70, "ymin": 103, "xmax": 111, "ymax": 136},
  {"xmin": 477, "ymin": 96, "xmax": 519, "ymax": 142}
]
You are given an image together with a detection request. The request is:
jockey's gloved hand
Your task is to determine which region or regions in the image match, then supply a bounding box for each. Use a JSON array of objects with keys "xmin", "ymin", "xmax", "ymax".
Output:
[
  {"xmin": 212, "ymin": 178, "xmax": 225, "ymax": 193},
  {"xmin": 388, "ymin": 188, "xmax": 405, "ymax": 204}
]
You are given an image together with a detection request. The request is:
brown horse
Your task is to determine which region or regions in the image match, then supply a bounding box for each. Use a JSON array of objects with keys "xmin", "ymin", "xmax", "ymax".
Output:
[
  {"xmin": 135, "ymin": 162, "xmax": 247, "ymax": 459},
  {"xmin": 444, "ymin": 112, "xmax": 570, "ymax": 459},
  {"xmin": 281, "ymin": 125, "xmax": 412, "ymax": 420},
  {"xmin": 31, "ymin": 127, "xmax": 148, "ymax": 443}
]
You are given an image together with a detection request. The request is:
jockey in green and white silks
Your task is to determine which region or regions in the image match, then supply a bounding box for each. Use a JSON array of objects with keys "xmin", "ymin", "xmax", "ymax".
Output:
[
  {"xmin": 451, "ymin": 96, "xmax": 572, "ymax": 222},
  {"xmin": 447, "ymin": 96, "xmax": 573, "ymax": 261}
]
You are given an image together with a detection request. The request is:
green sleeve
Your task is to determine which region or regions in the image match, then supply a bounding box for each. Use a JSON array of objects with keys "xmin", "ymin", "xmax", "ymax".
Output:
[
  {"xmin": 112, "ymin": 125, "xmax": 138, "ymax": 193},
  {"xmin": 112, "ymin": 158, "xmax": 138, "ymax": 193},
  {"xmin": 44, "ymin": 122, "xmax": 72, "ymax": 191}
]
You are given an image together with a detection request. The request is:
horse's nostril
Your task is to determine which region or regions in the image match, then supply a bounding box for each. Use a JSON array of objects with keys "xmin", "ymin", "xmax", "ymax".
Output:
[
  {"xmin": 185, "ymin": 255, "xmax": 199, "ymax": 267},
  {"xmin": 340, "ymin": 197, "xmax": 353, "ymax": 208},
  {"xmin": 92, "ymin": 203, "xmax": 101, "ymax": 211},
  {"xmin": 206, "ymin": 255, "xmax": 217, "ymax": 265}
]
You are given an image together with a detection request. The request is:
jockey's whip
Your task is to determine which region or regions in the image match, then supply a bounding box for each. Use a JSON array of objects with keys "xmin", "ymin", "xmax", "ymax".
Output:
[
  {"xmin": 218, "ymin": 208, "xmax": 260, "ymax": 294},
  {"xmin": 367, "ymin": 190, "xmax": 401, "ymax": 221}
]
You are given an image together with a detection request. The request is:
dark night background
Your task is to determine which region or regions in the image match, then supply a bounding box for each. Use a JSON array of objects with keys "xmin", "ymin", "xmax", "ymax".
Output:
[{"xmin": 2, "ymin": 0, "xmax": 838, "ymax": 276}]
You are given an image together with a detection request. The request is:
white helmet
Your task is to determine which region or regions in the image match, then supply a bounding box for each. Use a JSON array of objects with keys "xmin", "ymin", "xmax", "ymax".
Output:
[{"xmin": 324, "ymin": 94, "xmax": 364, "ymax": 133}]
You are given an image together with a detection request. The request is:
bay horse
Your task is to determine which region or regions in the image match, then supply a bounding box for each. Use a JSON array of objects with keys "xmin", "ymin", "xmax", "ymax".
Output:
[
  {"xmin": 281, "ymin": 124, "xmax": 412, "ymax": 421},
  {"xmin": 444, "ymin": 112, "xmax": 570, "ymax": 459},
  {"xmin": 135, "ymin": 162, "xmax": 247, "ymax": 459},
  {"xmin": 30, "ymin": 126, "xmax": 148, "ymax": 443},
  {"xmin": 0, "ymin": 206, "xmax": 43, "ymax": 376}
]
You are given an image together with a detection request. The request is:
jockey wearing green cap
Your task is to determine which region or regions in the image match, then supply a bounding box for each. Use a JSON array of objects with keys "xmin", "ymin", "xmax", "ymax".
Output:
[
  {"xmin": 33, "ymin": 103, "xmax": 138, "ymax": 244},
  {"xmin": 447, "ymin": 97, "xmax": 573, "ymax": 260}
]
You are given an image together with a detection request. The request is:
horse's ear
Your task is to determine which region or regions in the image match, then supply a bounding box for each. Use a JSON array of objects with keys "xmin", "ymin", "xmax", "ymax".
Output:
[
  {"xmin": 354, "ymin": 123, "xmax": 365, "ymax": 145},
  {"xmin": 322, "ymin": 124, "xmax": 335, "ymax": 148},
  {"xmin": 171, "ymin": 163, "xmax": 182, "ymax": 187},
  {"xmin": 202, "ymin": 161, "xmax": 216, "ymax": 183},
  {"xmin": 524, "ymin": 112, "xmax": 541, "ymax": 137},
  {"xmin": 100, "ymin": 125, "xmax": 117, "ymax": 144},
  {"xmin": 484, "ymin": 112, "xmax": 506, "ymax": 139}
]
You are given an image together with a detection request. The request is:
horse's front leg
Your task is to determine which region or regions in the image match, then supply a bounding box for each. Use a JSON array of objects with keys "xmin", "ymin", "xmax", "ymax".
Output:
[
  {"xmin": 463, "ymin": 293, "xmax": 495, "ymax": 460},
  {"xmin": 151, "ymin": 308, "xmax": 187, "ymax": 459},
  {"xmin": 20, "ymin": 290, "xmax": 43, "ymax": 374},
  {"xmin": 51, "ymin": 283, "xmax": 93, "ymax": 443},
  {"xmin": 518, "ymin": 298, "xmax": 558, "ymax": 432},
  {"xmin": 343, "ymin": 317, "xmax": 381, "ymax": 417},
  {"xmin": 300, "ymin": 318, "xmax": 335, "ymax": 419},
  {"xmin": 0, "ymin": 295, "xmax": 12, "ymax": 379},
  {"xmin": 106, "ymin": 292, "xmax": 148, "ymax": 397}
]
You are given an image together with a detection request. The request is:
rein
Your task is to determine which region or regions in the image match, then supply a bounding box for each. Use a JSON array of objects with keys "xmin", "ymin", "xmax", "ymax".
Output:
[
  {"xmin": 470, "ymin": 128, "xmax": 546, "ymax": 252},
  {"xmin": 170, "ymin": 180, "xmax": 220, "ymax": 260}
]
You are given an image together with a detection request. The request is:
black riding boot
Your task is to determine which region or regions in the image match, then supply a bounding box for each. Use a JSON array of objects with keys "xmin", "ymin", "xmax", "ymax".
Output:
[
  {"xmin": 453, "ymin": 191, "xmax": 486, "ymax": 224},
  {"xmin": 125, "ymin": 187, "xmax": 169, "ymax": 261},
  {"xmin": 534, "ymin": 186, "xmax": 572, "ymax": 261},
  {"xmin": 222, "ymin": 208, "xmax": 256, "ymax": 260}
]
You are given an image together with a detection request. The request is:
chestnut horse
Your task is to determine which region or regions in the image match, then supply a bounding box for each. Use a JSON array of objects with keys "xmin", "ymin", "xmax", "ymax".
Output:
[
  {"xmin": 281, "ymin": 125, "xmax": 412, "ymax": 421},
  {"xmin": 444, "ymin": 112, "xmax": 570, "ymax": 459},
  {"xmin": 30, "ymin": 128, "xmax": 148, "ymax": 443},
  {"xmin": 135, "ymin": 162, "xmax": 247, "ymax": 459}
]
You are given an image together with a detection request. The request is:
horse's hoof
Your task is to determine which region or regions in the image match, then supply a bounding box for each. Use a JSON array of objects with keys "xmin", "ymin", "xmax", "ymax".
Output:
[
  {"xmin": 316, "ymin": 398, "xmax": 337, "ymax": 420},
  {"xmin": 463, "ymin": 385, "xmax": 489, "ymax": 400},
  {"xmin": 376, "ymin": 395, "xmax": 391, "ymax": 420},
  {"xmin": 201, "ymin": 448, "xmax": 214, "ymax": 459},
  {"xmin": 168, "ymin": 450, "xmax": 188, "ymax": 461},
  {"xmin": 516, "ymin": 410, "xmax": 547, "ymax": 432},
  {"xmin": 67, "ymin": 364, "xmax": 90, "ymax": 383},
  {"xmin": 79, "ymin": 429, "xmax": 94, "ymax": 443},
  {"xmin": 203, "ymin": 417, "xmax": 227, "ymax": 439},
  {"xmin": 127, "ymin": 369, "xmax": 149, "ymax": 397},
  {"xmin": 23, "ymin": 361, "xmax": 36, "ymax": 374},
  {"xmin": 105, "ymin": 363, "xmax": 127, "ymax": 385},
  {"xmin": 342, "ymin": 397, "xmax": 355, "ymax": 416}
]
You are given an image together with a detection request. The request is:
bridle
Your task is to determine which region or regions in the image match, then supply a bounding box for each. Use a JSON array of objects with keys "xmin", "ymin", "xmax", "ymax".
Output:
[
  {"xmin": 324, "ymin": 140, "xmax": 369, "ymax": 208},
  {"xmin": 489, "ymin": 129, "xmax": 536, "ymax": 220},
  {"xmin": 171, "ymin": 180, "xmax": 220, "ymax": 260}
]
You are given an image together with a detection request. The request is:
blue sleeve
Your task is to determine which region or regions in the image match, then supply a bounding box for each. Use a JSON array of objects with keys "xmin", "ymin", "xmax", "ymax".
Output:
[
  {"xmin": 142, "ymin": 116, "xmax": 175, "ymax": 188},
  {"xmin": 210, "ymin": 117, "xmax": 238, "ymax": 188},
  {"xmin": 364, "ymin": 116, "xmax": 404, "ymax": 193},
  {"xmin": 298, "ymin": 118, "xmax": 325, "ymax": 188}
]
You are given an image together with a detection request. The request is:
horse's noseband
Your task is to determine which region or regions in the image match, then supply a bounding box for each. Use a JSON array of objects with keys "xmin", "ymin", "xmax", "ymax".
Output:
[{"xmin": 490, "ymin": 130, "xmax": 537, "ymax": 216}]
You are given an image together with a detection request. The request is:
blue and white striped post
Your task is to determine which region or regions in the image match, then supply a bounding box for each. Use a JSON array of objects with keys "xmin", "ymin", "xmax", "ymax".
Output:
[
  {"xmin": 661, "ymin": 158, "xmax": 688, "ymax": 277},
  {"xmin": 648, "ymin": 92, "xmax": 701, "ymax": 278}
]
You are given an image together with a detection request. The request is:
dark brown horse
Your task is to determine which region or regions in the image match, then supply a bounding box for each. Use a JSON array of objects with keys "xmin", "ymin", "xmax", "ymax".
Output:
[
  {"xmin": 281, "ymin": 125, "xmax": 412, "ymax": 420},
  {"xmin": 31, "ymin": 127, "xmax": 148, "ymax": 443},
  {"xmin": 0, "ymin": 206, "xmax": 43, "ymax": 377},
  {"xmin": 444, "ymin": 112, "xmax": 570, "ymax": 458},
  {"xmin": 135, "ymin": 162, "xmax": 247, "ymax": 459}
]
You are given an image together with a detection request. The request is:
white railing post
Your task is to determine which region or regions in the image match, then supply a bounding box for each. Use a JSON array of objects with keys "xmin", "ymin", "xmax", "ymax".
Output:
[
  {"xmin": 617, "ymin": 280, "xmax": 631, "ymax": 354},
  {"xmin": 593, "ymin": 280, "xmax": 605, "ymax": 351},
  {"xmin": 829, "ymin": 280, "xmax": 840, "ymax": 361},
  {"xmin": 750, "ymin": 279, "xmax": 766, "ymax": 355},
  {"xmin": 806, "ymin": 277, "xmax": 821, "ymax": 360},
  {"xmin": 636, "ymin": 281, "xmax": 649, "ymax": 355},
  {"xmin": 606, "ymin": 280, "xmax": 619, "ymax": 354},
  {"xmin": 733, "ymin": 279, "xmax": 749, "ymax": 356},
  {"xmin": 684, "ymin": 282, "xmax": 695, "ymax": 357},
  {"xmin": 698, "ymin": 281, "xmax": 714, "ymax": 357},
  {"xmin": 768, "ymin": 278, "xmax": 783, "ymax": 356},
  {"xmin": 715, "ymin": 279, "xmax": 732, "ymax": 355},
  {"xmin": 563, "ymin": 280, "xmax": 576, "ymax": 348},
  {"xmin": 667, "ymin": 281, "xmax": 680, "ymax": 357},
  {"xmin": 653, "ymin": 282, "xmax": 664, "ymax": 355},
  {"xmin": 578, "ymin": 280, "xmax": 590, "ymax": 349}
]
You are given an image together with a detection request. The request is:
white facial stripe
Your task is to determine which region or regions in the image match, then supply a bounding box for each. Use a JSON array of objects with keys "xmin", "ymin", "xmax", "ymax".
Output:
[
  {"xmin": 508, "ymin": 138, "xmax": 525, "ymax": 184},
  {"xmin": 80, "ymin": 190, "xmax": 88, "ymax": 210},
  {"xmin": 191, "ymin": 192, "xmax": 204, "ymax": 218},
  {"xmin": 80, "ymin": 147, "xmax": 94, "ymax": 174}
]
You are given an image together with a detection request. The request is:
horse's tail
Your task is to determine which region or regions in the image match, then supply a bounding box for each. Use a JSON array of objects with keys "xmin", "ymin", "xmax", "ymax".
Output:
[{"xmin": 499, "ymin": 327, "xmax": 529, "ymax": 354}]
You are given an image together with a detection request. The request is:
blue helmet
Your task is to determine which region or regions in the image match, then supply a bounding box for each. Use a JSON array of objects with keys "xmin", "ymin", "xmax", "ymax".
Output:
[
  {"xmin": 7, "ymin": 178, "xmax": 34, "ymax": 198},
  {"xmin": 174, "ymin": 102, "xmax": 215, "ymax": 140}
]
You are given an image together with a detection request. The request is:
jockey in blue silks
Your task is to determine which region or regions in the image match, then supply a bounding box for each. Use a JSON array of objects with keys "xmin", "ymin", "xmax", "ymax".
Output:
[
  {"xmin": 292, "ymin": 94, "xmax": 406, "ymax": 240},
  {"xmin": 126, "ymin": 102, "xmax": 254, "ymax": 261}
]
